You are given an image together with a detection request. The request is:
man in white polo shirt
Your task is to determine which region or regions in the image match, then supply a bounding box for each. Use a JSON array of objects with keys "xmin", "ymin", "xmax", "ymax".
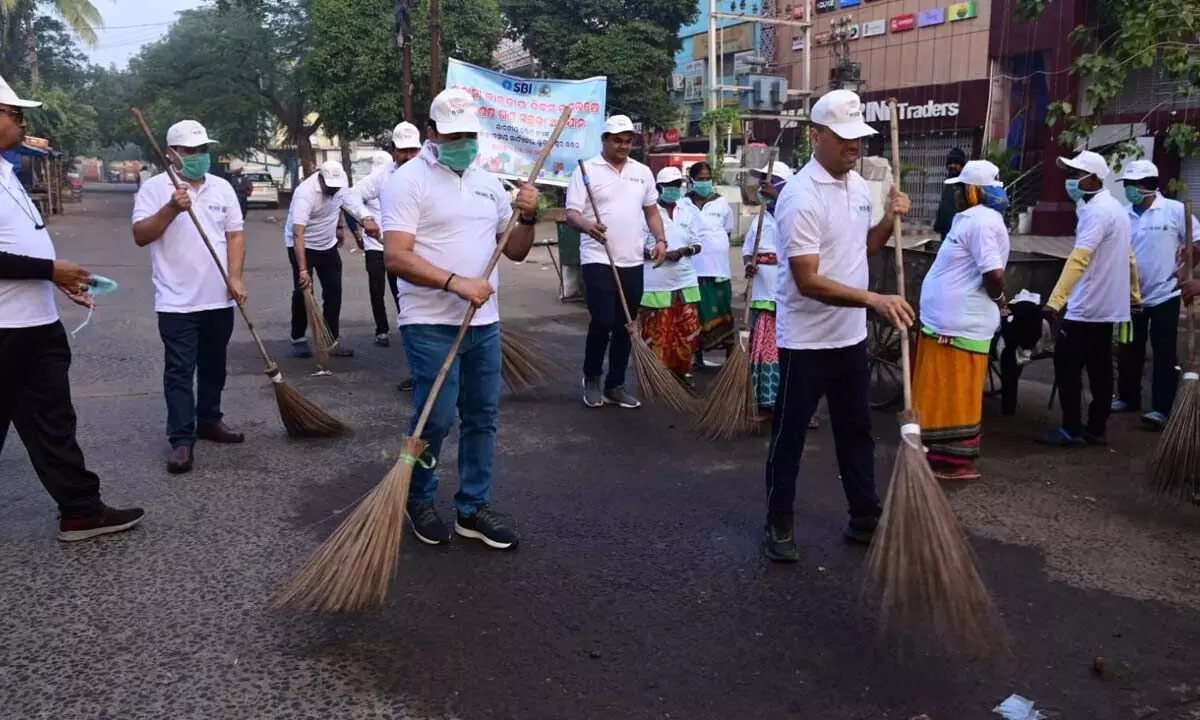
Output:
[
  {"xmin": 381, "ymin": 88, "xmax": 538, "ymax": 551},
  {"xmin": 763, "ymin": 89, "xmax": 914, "ymax": 562},
  {"xmin": 285, "ymin": 159, "xmax": 375, "ymax": 358},
  {"xmin": 565, "ymin": 114, "xmax": 668, "ymax": 409},
  {"xmin": 133, "ymin": 119, "xmax": 248, "ymax": 475},
  {"xmin": 0, "ymin": 74, "xmax": 144, "ymax": 541},
  {"xmin": 1040, "ymin": 150, "xmax": 1141, "ymax": 447},
  {"xmin": 1113, "ymin": 159, "xmax": 1200, "ymax": 429}
]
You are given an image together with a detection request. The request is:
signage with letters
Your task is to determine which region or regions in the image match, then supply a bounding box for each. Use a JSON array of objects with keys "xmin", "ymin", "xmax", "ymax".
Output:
[
  {"xmin": 889, "ymin": 13, "xmax": 916, "ymax": 32},
  {"xmin": 791, "ymin": 35, "xmax": 805, "ymax": 51},
  {"xmin": 815, "ymin": 0, "xmax": 837, "ymax": 14},
  {"xmin": 917, "ymin": 7, "xmax": 946, "ymax": 26},
  {"xmin": 948, "ymin": 1, "xmax": 978, "ymax": 20},
  {"xmin": 783, "ymin": 79, "xmax": 988, "ymax": 130},
  {"xmin": 839, "ymin": 0, "xmax": 861, "ymax": 7},
  {"xmin": 813, "ymin": 30, "xmax": 832, "ymax": 45},
  {"xmin": 692, "ymin": 23, "xmax": 755, "ymax": 59},
  {"xmin": 861, "ymin": 19, "xmax": 886, "ymax": 37},
  {"xmin": 863, "ymin": 99, "xmax": 960, "ymax": 123}
]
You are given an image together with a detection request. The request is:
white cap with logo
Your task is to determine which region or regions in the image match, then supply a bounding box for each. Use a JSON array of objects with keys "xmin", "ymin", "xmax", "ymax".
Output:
[
  {"xmin": 0, "ymin": 73, "xmax": 41, "ymax": 108},
  {"xmin": 603, "ymin": 115, "xmax": 636, "ymax": 136},
  {"xmin": 429, "ymin": 89, "xmax": 482, "ymax": 135},
  {"xmin": 751, "ymin": 160, "xmax": 793, "ymax": 181},
  {"xmin": 811, "ymin": 89, "xmax": 877, "ymax": 140},
  {"xmin": 944, "ymin": 159, "xmax": 1004, "ymax": 187},
  {"xmin": 1121, "ymin": 159, "xmax": 1159, "ymax": 181},
  {"xmin": 318, "ymin": 159, "xmax": 348, "ymax": 189},
  {"xmin": 1056, "ymin": 150, "xmax": 1110, "ymax": 180},
  {"xmin": 656, "ymin": 166, "xmax": 684, "ymax": 184},
  {"xmin": 166, "ymin": 120, "xmax": 216, "ymax": 148},
  {"xmin": 391, "ymin": 121, "xmax": 421, "ymax": 150}
]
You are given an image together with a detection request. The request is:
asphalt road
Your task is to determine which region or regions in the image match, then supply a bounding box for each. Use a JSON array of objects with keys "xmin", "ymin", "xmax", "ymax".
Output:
[{"xmin": 2, "ymin": 189, "xmax": 1199, "ymax": 720}]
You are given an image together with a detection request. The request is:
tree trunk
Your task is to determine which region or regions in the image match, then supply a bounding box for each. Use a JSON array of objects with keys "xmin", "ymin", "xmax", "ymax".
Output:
[
  {"xmin": 339, "ymin": 138, "xmax": 353, "ymax": 186},
  {"xmin": 23, "ymin": 9, "xmax": 38, "ymax": 88},
  {"xmin": 295, "ymin": 131, "xmax": 316, "ymax": 177}
]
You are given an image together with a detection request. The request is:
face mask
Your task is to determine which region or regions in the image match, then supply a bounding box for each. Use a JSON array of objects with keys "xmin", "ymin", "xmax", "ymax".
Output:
[
  {"xmin": 437, "ymin": 138, "xmax": 478, "ymax": 172},
  {"xmin": 1124, "ymin": 185, "xmax": 1152, "ymax": 205},
  {"xmin": 1065, "ymin": 177, "xmax": 1099, "ymax": 203},
  {"xmin": 178, "ymin": 153, "xmax": 210, "ymax": 181},
  {"xmin": 692, "ymin": 180, "xmax": 714, "ymax": 197},
  {"xmin": 659, "ymin": 186, "xmax": 682, "ymax": 204},
  {"xmin": 70, "ymin": 274, "xmax": 119, "ymax": 337}
]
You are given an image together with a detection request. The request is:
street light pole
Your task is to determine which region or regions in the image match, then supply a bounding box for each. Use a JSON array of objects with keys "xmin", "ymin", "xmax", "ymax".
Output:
[{"xmin": 707, "ymin": 0, "xmax": 718, "ymax": 162}]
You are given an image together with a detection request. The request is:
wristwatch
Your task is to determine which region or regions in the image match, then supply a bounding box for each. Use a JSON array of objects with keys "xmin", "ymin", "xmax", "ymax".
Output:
[{"xmin": 517, "ymin": 213, "xmax": 538, "ymax": 226}]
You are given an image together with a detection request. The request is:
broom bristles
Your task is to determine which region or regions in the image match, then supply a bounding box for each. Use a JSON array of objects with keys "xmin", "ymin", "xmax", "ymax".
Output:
[
  {"xmin": 274, "ymin": 435, "xmax": 425, "ymax": 613},
  {"xmin": 1148, "ymin": 371, "xmax": 1200, "ymax": 501},
  {"xmin": 629, "ymin": 323, "xmax": 697, "ymax": 413},
  {"xmin": 267, "ymin": 366, "xmax": 348, "ymax": 438},
  {"xmin": 501, "ymin": 328, "xmax": 568, "ymax": 394},
  {"xmin": 693, "ymin": 338, "xmax": 757, "ymax": 440},
  {"xmin": 303, "ymin": 287, "xmax": 337, "ymax": 370},
  {"xmin": 865, "ymin": 410, "xmax": 1009, "ymax": 658}
]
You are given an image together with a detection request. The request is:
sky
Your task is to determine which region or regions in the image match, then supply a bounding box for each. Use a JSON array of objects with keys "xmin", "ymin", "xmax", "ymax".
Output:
[{"xmin": 86, "ymin": 0, "xmax": 202, "ymax": 69}]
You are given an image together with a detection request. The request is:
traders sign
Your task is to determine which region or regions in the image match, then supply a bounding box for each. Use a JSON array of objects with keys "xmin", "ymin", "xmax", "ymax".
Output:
[{"xmin": 864, "ymin": 99, "xmax": 960, "ymax": 122}]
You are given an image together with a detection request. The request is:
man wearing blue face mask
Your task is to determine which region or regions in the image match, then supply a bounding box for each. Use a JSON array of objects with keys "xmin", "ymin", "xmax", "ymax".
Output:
[{"xmin": 1039, "ymin": 150, "xmax": 1142, "ymax": 447}]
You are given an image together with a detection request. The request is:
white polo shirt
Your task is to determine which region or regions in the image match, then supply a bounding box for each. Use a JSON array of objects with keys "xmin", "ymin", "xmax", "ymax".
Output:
[
  {"xmin": 773, "ymin": 157, "xmax": 874, "ymax": 350},
  {"xmin": 1128, "ymin": 194, "xmax": 1200, "ymax": 308},
  {"xmin": 743, "ymin": 212, "xmax": 779, "ymax": 306},
  {"xmin": 1067, "ymin": 191, "xmax": 1133, "ymax": 323},
  {"xmin": 920, "ymin": 205, "xmax": 1010, "ymax": 341},
  {"xmin": 380, "ymin": 142, "xmax": 512, "ymax": 327},
  {"xmin": 132, "ymin": 172, "xmax": 243, "ymax": 314},
  {"xmin": 284, "ymin": 174, "xmax": 365, "ymax": 251},
  {"xmin": 348, "ymin": 163, "xmax": 397, "ymax": 252},
  {"xmin": 643, "ymin": 203, "xmax": 700, "ymax": 293},
  {"xmin": 565, "ymin": 154, "xmax": 657, "ymax": 268},
  {"xmin": 0, "ymin": 156, "xmax": 57, "ymax": 328},
  {"xmin": 682, "ymin": 194, "xmax": 735, "ymax": 280}
]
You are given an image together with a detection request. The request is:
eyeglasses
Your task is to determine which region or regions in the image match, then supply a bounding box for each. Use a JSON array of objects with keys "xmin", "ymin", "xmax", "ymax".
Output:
[{"xmin": 0, "ymin": 107, "xmax": 25, "ymax": 122}]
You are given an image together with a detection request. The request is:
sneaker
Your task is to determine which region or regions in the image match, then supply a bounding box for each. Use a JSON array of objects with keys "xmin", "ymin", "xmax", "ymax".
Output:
[
  {"xmin": 763, "ymin": 523, "xmax": 799, "ymax": 563},
  {"xmin": 290, "ymin": 337, "xmax": 312, "ymax": 359},
  {"xmin": 405, "ymin": 504, "xmax": 450, "ymax": 546},
  {"xmin": 375, "ymin": 333, "xmax": 390, "ymax": 348},
  {"xmin": 602, "ymin": 386, "xmax": 642, "ymax": 409},
  {"xmin": 844, "ymin": 516, "xmax": 879, "ymax": 545},
  {"xmin": 582, "ymin": 377, "xmax": 603, "ymax": 408},
  {"xmin": 1141, "ymin": 410, "xmax": 1168, "ymax": 430},
  {"xmin": 1037, "ymin": 428, "xmax": 1086, "ymax": 447},
  {"xmin": 455, "ymin": 505, "xmax": 519, "ymax": 550},
  {"xmin": 1082, "ymin": 431, "xmax": 1107, "ymax": 446},
  {"xmin": 396, "ymin": 377, "xmax": 414, "ymax": 392},
  {"xmin": 1111, "ymin": 399, "xmax": 1137, "ymax": 413},
  {"xmin": 330, "ymin": 343, "xmax": 355, "ymax": 358},
  {"xmin": 59, "ymin": 506, "xmax": 145, "ymax": 543}
]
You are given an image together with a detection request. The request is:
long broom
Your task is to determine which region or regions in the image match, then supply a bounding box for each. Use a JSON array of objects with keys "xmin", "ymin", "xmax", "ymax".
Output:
[
  {"xmin": 132, "ymin": 108, "xmax": 347, "ymax": 439},
  {"xmin": 863, "ymin": 99, "xmax": 1006, "ymax": 657},
  {"xmin": 303, "ymin": 285, "xmax": 336, "ymax": 375},
  {"xmin": 272, "ymin": 107, "xmax": 575, "ymax": 613},
  {"xmin": 576, "ymin": 160, "xmax": 697, "ymax": 413},
  {"xmin": 693, "ymin": 148, "xmax": 778, "ymax": 440},
  {"xmin": 1149, "ymin": 200, "xmax": 1200, "ymax": 501},
  {"xmin": 501, "ymin": 326, "xmax": 569, "ymax": 394}
]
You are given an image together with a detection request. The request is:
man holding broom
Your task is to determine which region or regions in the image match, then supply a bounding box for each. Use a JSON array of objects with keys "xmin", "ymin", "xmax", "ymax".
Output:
[
  {"xmin": 381, "ymin": 88, "xmax": 539, "ymax": 550},
  {"xmin": 762, "ymin": 89, "xmax": 914, "ymax": 562},
  {"xmin": 132, "ymin": 119, "xmax": 248, "ymax": 475}
]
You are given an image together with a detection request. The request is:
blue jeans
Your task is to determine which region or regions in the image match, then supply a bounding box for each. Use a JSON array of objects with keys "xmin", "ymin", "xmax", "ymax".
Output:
[
  {"xmin": 158, "ymin": 308, "xmax": 235, "ymax": 448},
  {"xmin": 400, "ymin": 322, "xmax": 502, "ymax": 517}
]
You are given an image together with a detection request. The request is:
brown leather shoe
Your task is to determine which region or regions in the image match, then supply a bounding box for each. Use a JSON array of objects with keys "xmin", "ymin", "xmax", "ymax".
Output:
[
  {"xmin": 197, "ymin": 422, "xmax": 245, "ymax": 444},
  {"xmin": 167, "ymin": 445, "xmax": 194, "ymax": 475}
]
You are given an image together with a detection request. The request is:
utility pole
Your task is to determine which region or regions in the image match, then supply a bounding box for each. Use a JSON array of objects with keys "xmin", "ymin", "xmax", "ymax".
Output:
[
  {"xmin": 828, "ymin": 15, "xmax": 862, "ymax": 93},
  {"xmin": 430, "ymin": 0, "xmax": 442, "ymax": 96},
  {"xmin": 396, "ymin": 0, "xmax": 413, "ymax": 120}
]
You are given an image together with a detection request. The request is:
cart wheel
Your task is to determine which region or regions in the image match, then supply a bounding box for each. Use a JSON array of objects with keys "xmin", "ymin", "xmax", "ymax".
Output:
[{"xmin": 867, "ymin": 313, "xmax": 904, "ymax": 410}]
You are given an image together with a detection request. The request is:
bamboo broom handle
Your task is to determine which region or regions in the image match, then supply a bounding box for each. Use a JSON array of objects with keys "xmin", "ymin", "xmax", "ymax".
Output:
[
  {"xmin": 410, "ymin": 105, "xmax": 574, "ymax": 437},
  {"xmin": 742, "ymin": 146, "xmax": 780, "ymax": 327},
  {"xmin": 1186, "ymin": 200, "xmax": 1195, "ymax": 366},
  {"xmin": 887, "ymin": 98, "xmax": 915, "ymax": 411},
  {"xmin": 131, "ymin": 108, "xmax": 278, "ymax": 372},
  {"xmin": 576, "ymin": 160, "xmax": 637, "ymax": 326}
]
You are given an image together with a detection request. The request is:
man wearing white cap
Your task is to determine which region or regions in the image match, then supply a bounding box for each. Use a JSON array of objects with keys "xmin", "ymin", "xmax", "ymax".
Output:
[
  {"xmin": 1113, "ymin": 159, "xmax": 1200, "ymax": 428},
  {"xmin": 133, "ymin": 119, "xmax": 248, "ymax": 474},
  {"xmin": 284, "ymin": 158, "xmax": 375, "ymax": 358},
  {"xmin": 763, "ymin": 88, "xmax": 913, "ymax": 562},
  {"xmin": 1039, "ymin": 150, "xmax": 1141, "ymax": 446},
  {"xmin": 0, "ymin": 73, "xmax": 144, "ymax": 540},
  {"xmin": 381, "ymin": 88, "xmax": 539, "ymax": 550},
  {"xmin": 912, "ymin": 160, "xmax": 1011, "ymax": 481},
  {"xmin": 347, "ymin": 121, "xmax": 423, "ymax": 350},
  {"xmin": 565, "ymin": 114, "xmax": 668, "ymax": 409}
]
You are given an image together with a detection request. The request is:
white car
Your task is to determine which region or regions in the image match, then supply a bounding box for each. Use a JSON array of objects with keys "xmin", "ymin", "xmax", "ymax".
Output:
[{"xmin": 245, "ymin": 172, "xmax": 280, "ymax": 208}]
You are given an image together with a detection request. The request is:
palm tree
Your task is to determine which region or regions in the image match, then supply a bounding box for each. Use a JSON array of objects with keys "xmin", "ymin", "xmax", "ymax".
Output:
[{"xmin": 1, "ymin": 0, "xmax": 103, "ymax": 86}]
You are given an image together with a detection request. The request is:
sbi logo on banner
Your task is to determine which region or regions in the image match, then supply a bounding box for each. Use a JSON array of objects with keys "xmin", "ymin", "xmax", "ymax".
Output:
[{"xmin": 502, "ymin": 79, "xmax": 554, "ymax": 98}]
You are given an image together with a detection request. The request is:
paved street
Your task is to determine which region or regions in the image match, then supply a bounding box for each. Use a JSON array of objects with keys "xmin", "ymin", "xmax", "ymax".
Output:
[{"xmin": 3, "ymin": 187, "xmax": 1200, "ymax": 720}]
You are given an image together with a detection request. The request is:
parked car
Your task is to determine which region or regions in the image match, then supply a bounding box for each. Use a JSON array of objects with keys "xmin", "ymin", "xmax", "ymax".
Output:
[{"xmin": 244, "ymin": 172, "xmax": 279, "ymax": 208}]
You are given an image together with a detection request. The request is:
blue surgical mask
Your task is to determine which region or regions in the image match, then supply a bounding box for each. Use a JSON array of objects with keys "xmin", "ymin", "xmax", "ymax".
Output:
[
  {"xmin": 692, "ymin": 180, "xmax": 714, "ymax": 197},
  {"xmin": 70, "ymin": 274, "xmax": 119, "ymax": 337},
  {"xmin": 437, "ymin": 138, "xmax": 478, "ymax": 172},
  {"xmin": 1065, "ymin": 178, "xmax": 1099, "ymax": 203},
  {"xmin": 1124, "ymin": 185, "xmax": 1151, "ymax": 205},
  {"xmin": 659, "ymin": 186, "xmax": 682, "ymax": 204}
]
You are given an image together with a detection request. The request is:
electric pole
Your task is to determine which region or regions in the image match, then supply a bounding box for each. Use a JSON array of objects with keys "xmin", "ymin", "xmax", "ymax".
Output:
[
  {"xmin": 430, "ymin": 0, "xmax": 442, "ymax": 96},
  {"xmin": 828, "ymin": 15, "xmax": 862, "ymax": 93}
]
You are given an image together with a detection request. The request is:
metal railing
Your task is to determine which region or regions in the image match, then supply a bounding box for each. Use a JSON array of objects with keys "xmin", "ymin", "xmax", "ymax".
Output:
[{"xmin": 1004, "ymin": 161, "xmax": 1043, "ymax": 231}]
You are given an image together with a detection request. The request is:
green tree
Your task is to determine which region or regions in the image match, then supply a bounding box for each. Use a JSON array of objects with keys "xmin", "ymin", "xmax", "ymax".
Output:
[
  {"xmin": 2, "ymin": 14, "xmax": 88, "ymax": 89},
  {"xmin": 0, "ymin": 0, "xmax": 102, "ymax": 86},
  {"xmin": 24, "ymin": 84, "xmax": 98, "ymax": 158},
  {"xmin": 501, "ymin": 0, "xmax": 697, "ymax": 129}
]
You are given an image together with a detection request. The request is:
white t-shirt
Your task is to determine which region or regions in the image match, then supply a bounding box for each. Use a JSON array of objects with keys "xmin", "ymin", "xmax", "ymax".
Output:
[
  {"xmin": 919, "ymin": 205, "xmax": 1010, "ymax": 341},
  {"xmin": 742, "ymin": 211, "xmax": 779, "ymax": 306},
  {"xmin": 380, "ymin": 142, "xmax": 512, "ymax": 327},
  {"xmin": 132, "ymin": 172, "xmax": 243, "ymax": 314},
  {"xmin": 1129, "ymin": 194, "xmax": 1200, "ymax": 308},
  {"xmin": 682, "ymin": 194, "xmax": 734, "ymax": 279},
  {"xmin": 774, "ymin": 158, "xmax": 874, "ymax": 350},
  {"xmin": 0, "ymin": 157, "xmax": 57, "ymax": 328},
  {"xmin": 565, "ymin": 155, "xmax": 658, "ymax": 268},
  {"xmin": 284, "ymin": 174, "xmax": 363, "ymax": 251},
  {"xmin": 348, "ymin": 163, "xmax": 397, "ymax": 252},
  {"xmin": 643, "ymin": 203, "xmax": 700, "ymax": 293},
  {"xmin": 1066, "ymin": 191, "xmax": 1133, "ymax": 323}
]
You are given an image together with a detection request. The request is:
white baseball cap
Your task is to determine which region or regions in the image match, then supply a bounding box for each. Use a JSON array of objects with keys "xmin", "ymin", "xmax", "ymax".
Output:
[
  {"xmin": 656, "ymin": 166, "xmax": 684, "ymax": 184},
  {"xmin": 751, "ymin": 160, "xmax": 793, "ymax": 181},
  {"xmin": 318, "ymin": 160, "xmax": 348, "ymax": 189},
  {"xmin": 391, "ymin": 121, "xmax": 421, "ymax": 150},
  {"xmin": 603, "ymin": 115, "xmax": 636, "ymax": 136},
  {"xmin": 0, "ymin": 73, "xmax": 40, "ymax": 108},
  {"xmin": 944, "ymin": 159, "xmax": 1003, "ymax": 187},
  {"xmin": 1121, "ymin": 159, "xmax": 1159, "ymax": 181},
  {"xmin": 371, "ymin": 151, "xmax": 392, "ymax": 169},
  {"xmin": 429, "ymin": 88, "xmax": 482, "ymax": 135},
  {"xmin": 1056, "ymin": 150, "xmax": 1110, "ymax": 180},
  {"xmin": 166, "ymin": 120, "xmax": 216, "ymax": 148},
  {"xmin": 811, "ymin": 89, "xmax": 877, "ymax": 140}
]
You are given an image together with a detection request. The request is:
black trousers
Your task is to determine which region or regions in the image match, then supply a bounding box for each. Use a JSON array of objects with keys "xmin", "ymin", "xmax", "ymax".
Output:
[
  {"xmin": 364, "ymin": 249, "xmax": 400, "ymax": 335},
  {"xmin": 765, "ymin": 341, "xmax": 881, "ymax": 527},
  {"xmin": 1117, "ymin": 297, "xmax": 1181, "ymax": 415},
  {"xmin": 581, "ymin": 262, "xmax": 644, "ymax": 391},
  {"xmin": 0, "ymin": 321, "xmax": 104, "ymax": 517},
  {"xmin": 158, "ymin": 308, "xmax": 235, "ymax": 448},
  {"xmin": 1054, "ymin": 319, "xmax": 1114, "ymax": 437},
  {"xmin": 288, "ymin": 246, "xmax": 343, "ymax": 341}
]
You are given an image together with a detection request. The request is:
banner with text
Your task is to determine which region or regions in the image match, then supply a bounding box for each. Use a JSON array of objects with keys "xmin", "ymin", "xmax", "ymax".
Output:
[{"xmin": 445, "ymin": 58, "xmax": 607, "ymax": 186}]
